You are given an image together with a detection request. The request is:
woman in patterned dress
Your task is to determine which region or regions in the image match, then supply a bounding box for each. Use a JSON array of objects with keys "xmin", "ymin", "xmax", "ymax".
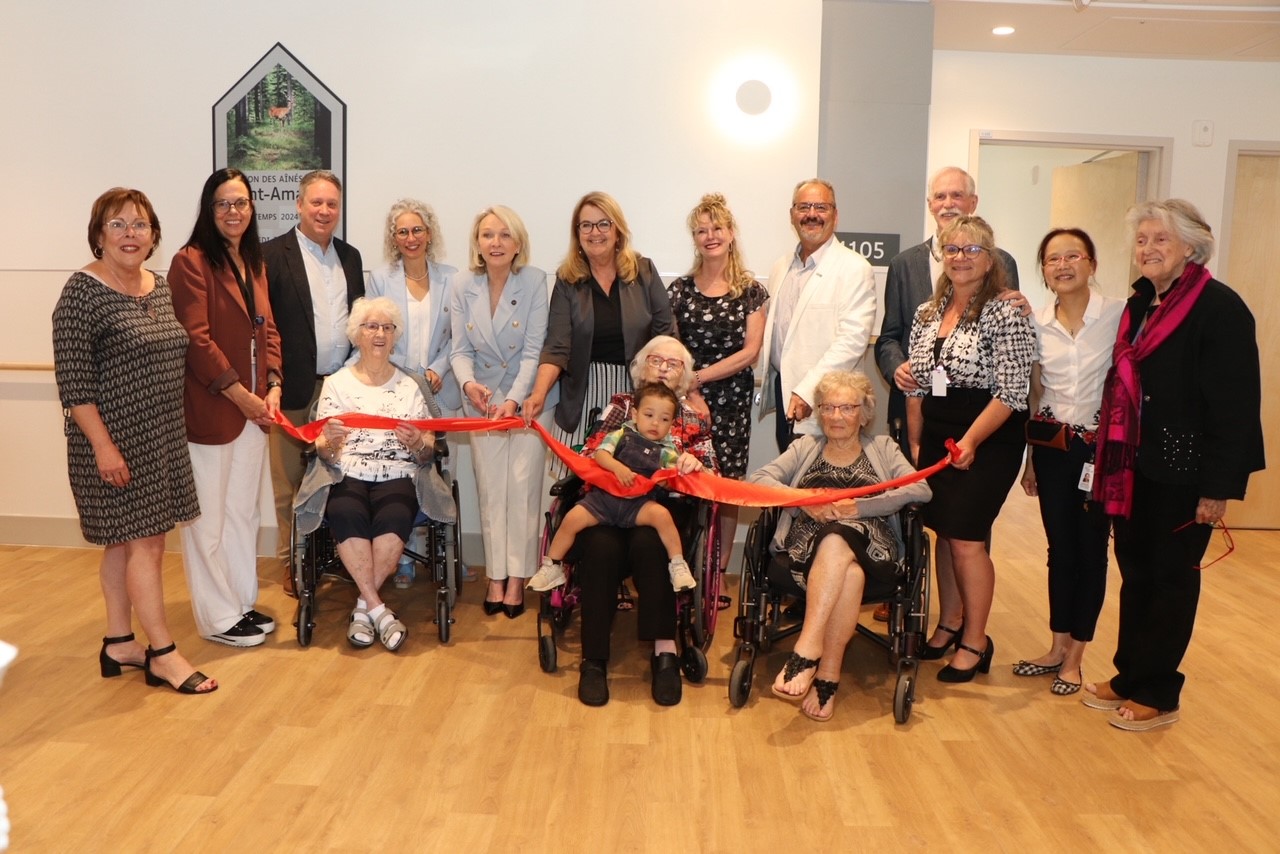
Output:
[
  {"xmin": 905, "ymin": 215, "xmax": 1036, "ymax": 683},
  {"xmin": 53, "ymin": 188, "xmax": 213, "ymax": 694},
  {"xmin": 750, "ymin": 371, "xmax": 930, "ymax": 721},
  {"xmin": 668, "ymin": 193, "xmax": 768, "ymax": 570}
]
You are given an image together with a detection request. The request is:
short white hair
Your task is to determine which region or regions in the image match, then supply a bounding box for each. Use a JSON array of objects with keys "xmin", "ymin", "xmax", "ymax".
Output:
[
  {"xmin": 630, "ymin": 334, "xmax": 695, "ymax": 396},
  {"xmin": 346, "ymin": 296, "xmax": 404, "ymax": 346}
]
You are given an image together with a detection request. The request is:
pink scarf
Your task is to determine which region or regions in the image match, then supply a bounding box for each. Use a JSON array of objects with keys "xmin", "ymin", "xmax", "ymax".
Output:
[{"xmin": 1093, "ymin": 262, "xmax": 1211, "ymax": 517}]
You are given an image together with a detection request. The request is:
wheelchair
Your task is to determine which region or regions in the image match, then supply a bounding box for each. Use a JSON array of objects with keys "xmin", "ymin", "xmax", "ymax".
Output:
[
  {"xmin": 534, "ymin": 474, "xmax": 722, "ymax": 683},
  {"xmin": 290, "ymin": 439, "xmax": 463, "ymax": 647},
  {"xmin": 728, "ymin": 500, "xmax": 931, "ymax": 723}
]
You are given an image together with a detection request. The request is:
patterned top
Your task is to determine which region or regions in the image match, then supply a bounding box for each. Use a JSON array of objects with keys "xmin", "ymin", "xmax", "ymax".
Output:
[
  {"xmin": 595, "ymin": 422, "xmax": 680, "ymax": 476},
  {"xmin": 782, "ymin": 453, "xmax": 898, "ymax": 580},
  {"xmin": 317, "ymin": 366, "xmax": 428, "ymax": 482},
  {"xmin": 906, "ymin": 292, "xmax": 1036, "ymax": 411},
  {"xmin": 585, "ymin": 392, "xmax": 719, "ymax": 473},
  {"xmin": 668, "ymin": 276, "xmax": 768, "ymax": 479},
  {"xmin": 52, "ymin": 271, "xmax": 199, "ymax": 545}
]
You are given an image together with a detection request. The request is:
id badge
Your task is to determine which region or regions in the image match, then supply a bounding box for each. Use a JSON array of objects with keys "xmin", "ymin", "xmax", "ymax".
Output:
[
  {"xmin": 1078, "ymin": 462, "xmax": 1094, "ymax": 492},
  {"xmin": 931, "ymin": 364, "xmax": 948, "ymax": 397}
]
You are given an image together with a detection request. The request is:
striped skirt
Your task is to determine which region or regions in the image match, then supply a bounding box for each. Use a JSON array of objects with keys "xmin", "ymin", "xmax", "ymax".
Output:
[{"xmin": 550, "ymin": 361, "xmax": 632, "ymax": 474}]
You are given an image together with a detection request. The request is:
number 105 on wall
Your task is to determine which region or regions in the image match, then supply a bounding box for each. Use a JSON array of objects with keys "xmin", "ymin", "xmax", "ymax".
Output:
[{"xmin": 836, "ymin": 232, "xmax": 899, "ymax": 265}]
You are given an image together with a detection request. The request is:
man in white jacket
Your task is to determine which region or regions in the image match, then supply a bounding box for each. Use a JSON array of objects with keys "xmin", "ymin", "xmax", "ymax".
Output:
[{"xmin": 759, "ymin": 179, "xmax": 876, "ymax": 452}]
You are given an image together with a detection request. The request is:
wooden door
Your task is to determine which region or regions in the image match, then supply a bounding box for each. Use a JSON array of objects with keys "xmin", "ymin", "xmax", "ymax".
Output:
[{"xmin": 1051, "ymin": 152, "xmax": 1142, "ymax": 301}]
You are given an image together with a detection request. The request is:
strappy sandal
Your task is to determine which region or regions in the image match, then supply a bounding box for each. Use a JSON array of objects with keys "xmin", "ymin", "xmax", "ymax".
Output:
[
  {"xmin": 143, "ymin": 643, "xmax": 216, "ymax": 695},
  {"xmin": 919, "ymin": 623, "xmax": 963, "ymax": 660},
  {"xmin": 771, "ymin": 652, "xmax": 820, "ymax": 701},
  {"xmin": 99, "ymin": 632, "xmax": 144, "ymax": 678},
  {"xmin": 802, "ymin": 679, "xmax": 839, "ymax": 722},
  {"xmin": 373, "ymin": 608, "xmax": 407, "ymax": 652},
  {"xmin": 347, "ymin": 607, "xmax": 375, "ymax": 648},
  {"xmin": 616, "ymin": 583, "xmax": 635, "ymax": 612}
]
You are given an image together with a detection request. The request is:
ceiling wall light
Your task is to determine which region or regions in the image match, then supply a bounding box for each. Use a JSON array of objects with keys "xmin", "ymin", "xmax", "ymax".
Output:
[{"xmin": 992, "ymin": 26, "xmax": 1015, "ymax": 36}]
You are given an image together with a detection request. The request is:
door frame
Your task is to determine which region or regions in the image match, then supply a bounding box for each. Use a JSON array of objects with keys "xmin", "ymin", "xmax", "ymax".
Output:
[{"xmin": 1219, "ymin": 140, "xmax": 1280, "ymax": 274}]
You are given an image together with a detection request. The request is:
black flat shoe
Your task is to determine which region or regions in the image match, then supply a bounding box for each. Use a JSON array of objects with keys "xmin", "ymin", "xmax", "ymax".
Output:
[
  {"xmin": 100, "ymin": 633, "xmax": 144, "ymax": 678},
  {"xmin": 651, "ymin": 652, "xmax": 683, "ymax": 706},
  {"xmin": 144, "ymin": 643, "xmax": 217, "ymax": 695},
  {"xmin": 918, "ymin": 623, "xmax": 964, "ymax": 661},
  {"xmin": 578, "ymin": 659, "xmax": 609, "ymax": 706},
  {"xmin": 938, "ymin": 636, "xmax": 994, "ymax": 683},
  {"xmin": 482, "ymin": 600, "xmax": 504, "ymax": 616}
]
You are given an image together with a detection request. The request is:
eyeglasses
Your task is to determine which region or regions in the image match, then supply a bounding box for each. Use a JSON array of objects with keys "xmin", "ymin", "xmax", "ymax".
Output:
[
  {"xmin": 941, "ymin": 244, "xmax": 988, "ymax": 260},
  {"xmin": 393, "ymin": 226, "xmax": 428, "ymax": 239},
  {"xmin": 644, "ymin": 355, "xmax": 685, "ymax": 372},
  {"xmin": 105, "ymin": 219, "xmax": 152, "ymax": 235},
  {"xmin": 1043, "ymin": 253, "xmax": 1088, "ymax": 267},
  {"xmin": 212, "ymin": 198, "xmax": 252, "ymax": 214},
  {"xmin": 359, "ymin": 322, "xmax": 397, "ymax": 333},
  {"xmin": 578, "ymin": 219, "xmax": 613, "ymax": 234},
  {"xmin": 1172, "ymin": 519, "xmax": 1235, "ymax": 570},
  {"xmin": 818, "ymin": 403, "xmax": 861, "ymax": 417},
  {"xmin": 792, "ymin": 202, "xmax": 833, "ymax": 215}
]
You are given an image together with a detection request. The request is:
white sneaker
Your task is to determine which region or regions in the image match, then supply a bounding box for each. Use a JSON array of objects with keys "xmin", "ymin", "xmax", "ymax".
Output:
[
  {"xmin": 669, "ymin": 558, "xmax": 697, "ymax": 592},
  {"xmin": 527, "ymin": 558, "xmax": 566, "ymax": 592}
]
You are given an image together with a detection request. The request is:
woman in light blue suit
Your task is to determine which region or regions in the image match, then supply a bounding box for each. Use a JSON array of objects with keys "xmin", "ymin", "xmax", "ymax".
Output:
[
  {"xmin": 451, "ymin": 205, "xmax": 551, "ymax": 617},
  {"xmin": 367, "ymin": 199, "xmax": 461, "ymax": 412}
]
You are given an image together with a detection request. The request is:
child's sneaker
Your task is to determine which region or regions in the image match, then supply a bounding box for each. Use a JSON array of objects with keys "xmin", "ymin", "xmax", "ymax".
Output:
[
  {"xmin": 527, "ymin": 557, "xmax": 566, "ymax": 591},
  {"xmin": 669, "ymin": 557, "xmax": 696, "ymax": 592}
]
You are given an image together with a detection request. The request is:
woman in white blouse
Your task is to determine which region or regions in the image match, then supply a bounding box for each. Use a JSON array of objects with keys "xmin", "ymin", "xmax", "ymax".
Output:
[
  {"xmin": 1016, "ymin": 228, "xmax": 1124, "ymax": 695},
  {"xmin": 450, "ymin": 205, "xmax": 549, "ymax": 618},
  {"xmin": 366, "ymin": 199, "xmax": 459, "ymax": 589}
]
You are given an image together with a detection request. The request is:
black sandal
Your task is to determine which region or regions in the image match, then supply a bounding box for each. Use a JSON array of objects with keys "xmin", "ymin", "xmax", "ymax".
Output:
[
  {"xmin": 144, "ymin": 643, "xmax": 217, "ymax": 695},
  {"xmin": 771, "ymin": 652, "xmax": 820, "ymax": 701},
  {"xmin": 99, "ymin": 633, "xmax": 144, "ymax": 678},
  {"xmin": 803, "ymin": 679, "xmax": 839, "ymax": 722},
  {"xmin": 919, "ymin": 623, "xmax": 964, "ymax": 660}
]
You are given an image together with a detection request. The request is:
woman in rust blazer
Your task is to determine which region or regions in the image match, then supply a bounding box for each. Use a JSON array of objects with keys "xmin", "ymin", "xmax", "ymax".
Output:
[{"xmin": 170, "ymin": 168, "xmax": 283, "ymax": 648}]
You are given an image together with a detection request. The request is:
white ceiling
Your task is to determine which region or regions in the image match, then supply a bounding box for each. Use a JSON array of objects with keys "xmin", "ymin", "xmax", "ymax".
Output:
[{"xmin": 929, "ymin": 0, "xmax": 1280, "ymax": 60}]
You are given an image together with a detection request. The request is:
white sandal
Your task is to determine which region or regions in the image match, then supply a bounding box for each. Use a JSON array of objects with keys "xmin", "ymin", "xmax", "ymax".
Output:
[
  {"xmin": 373, "ymin": 608, "xmax": 407, "ymax": 651},
  {"xmin": 347, "ymin": 607, "xmax": 375, "ymax": 648}
]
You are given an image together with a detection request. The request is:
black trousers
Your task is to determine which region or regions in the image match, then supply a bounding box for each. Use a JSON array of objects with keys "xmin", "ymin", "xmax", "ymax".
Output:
[
  {"xmin": 773, "ymin": 373, "xmax": 798, "ymax": 454},
  {"xmin": 1031, "ymin": 437, "xmax": 1111, "ymax": 642},
  {"xmin": 574, "ymin": 501, "xmax": 694, "ymax": 662},
  {"xmin": 1109, "ymin": 472, "xmax": 1212, "ymax": 710}
]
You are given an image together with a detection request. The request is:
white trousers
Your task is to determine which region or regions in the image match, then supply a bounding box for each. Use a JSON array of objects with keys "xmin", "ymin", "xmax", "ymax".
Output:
[
  {"xmin": 470, "ymin": 408, "xmax": 553, "ymax": 580},
  {"xmin": 181, "ymin": 422, "xmax": 267, "ymax": 636}
]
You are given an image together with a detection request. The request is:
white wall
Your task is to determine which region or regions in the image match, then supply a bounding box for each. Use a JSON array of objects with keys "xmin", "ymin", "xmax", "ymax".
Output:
[
  {"xmin": 0, "ymin": 0, "xmax": 822, "ymax": 549},
  {"xmin": 929, "ymin": 51, "xmax": 1280, "ymax": 252}
]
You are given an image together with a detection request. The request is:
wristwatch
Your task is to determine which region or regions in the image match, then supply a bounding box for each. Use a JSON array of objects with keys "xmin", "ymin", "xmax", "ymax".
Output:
[{"xmin": 266, "ymin": 380, "xmax": 282, "ymax": 390}]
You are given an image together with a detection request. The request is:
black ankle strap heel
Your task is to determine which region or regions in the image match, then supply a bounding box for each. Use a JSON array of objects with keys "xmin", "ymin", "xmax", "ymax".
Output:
[{"xmin": 99, "ymin": 632, "xmax": 142, "ymax": 678}]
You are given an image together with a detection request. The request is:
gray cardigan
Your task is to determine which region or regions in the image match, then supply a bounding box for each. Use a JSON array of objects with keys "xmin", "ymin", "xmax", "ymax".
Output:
[{"xmin": 749, "ymin": 433, "xmax": 932, "ymax": 554}]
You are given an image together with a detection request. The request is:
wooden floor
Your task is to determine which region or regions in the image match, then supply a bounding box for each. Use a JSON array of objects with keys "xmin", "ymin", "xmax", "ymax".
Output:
[{"xmin": 1, "ymin": 490, "xmax": 1278, "ymax": 853}]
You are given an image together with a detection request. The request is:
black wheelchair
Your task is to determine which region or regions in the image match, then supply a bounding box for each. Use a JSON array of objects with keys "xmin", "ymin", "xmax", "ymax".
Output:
[{"xmin": 729, "ymin": 500, "xmax": 931, "ymax": 723}]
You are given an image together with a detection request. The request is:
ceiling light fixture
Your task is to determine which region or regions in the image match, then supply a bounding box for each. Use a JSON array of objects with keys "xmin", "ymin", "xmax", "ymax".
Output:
[{"xmin": 992, "ymin": 26, "xmax": 1015, "ymax": 36}]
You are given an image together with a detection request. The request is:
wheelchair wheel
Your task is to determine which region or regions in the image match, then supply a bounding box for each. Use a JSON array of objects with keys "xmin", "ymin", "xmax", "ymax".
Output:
[
  {"xmin": 689, "ymin": 583, "xmax": 706, "ymax": 649},
  {"xmin": 894, "ymin": 667, "xmax": 915, "ymax": 724},
  {"xmin": 681, "ymin": 645, "xmax": 708, "ymax": 683},
  {"xmin": 729, "ymin": 659, "xmax": 752, "ymax": 708},
  {"xmin": 296, "ymin": 600, "xmax": 313, "ymax": 648},
  {"xmin": 538, "ymin": 634, "xmax": 557, "ymax": 674},
  {"xmin": 437, "ymin": 599, "xmax": 453, "ymax": 645}
]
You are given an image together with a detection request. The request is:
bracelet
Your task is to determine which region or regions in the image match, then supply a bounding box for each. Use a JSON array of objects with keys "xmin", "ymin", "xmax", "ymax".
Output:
[{"xmin": 694, "ymin": 370, "xmax": 701, "ymax": 388}]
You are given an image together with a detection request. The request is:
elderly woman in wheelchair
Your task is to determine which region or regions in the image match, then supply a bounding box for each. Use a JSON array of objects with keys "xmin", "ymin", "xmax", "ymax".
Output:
[
  {"xmin": 295, "ymin": 296, "xmax": 453, "ymax": 651},
  {"xmin": 748, "ymin": 370, "xmax": 930, "ymax": 721}
]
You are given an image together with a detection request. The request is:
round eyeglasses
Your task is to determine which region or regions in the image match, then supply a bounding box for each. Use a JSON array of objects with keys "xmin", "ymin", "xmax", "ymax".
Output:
[
  {"xmin": 212, "ymin": 198, "xmax": 252, "ymax": 215},
  {"xmin": 578, "ymin": 219, "xmax": 613, "ymax": 234}
]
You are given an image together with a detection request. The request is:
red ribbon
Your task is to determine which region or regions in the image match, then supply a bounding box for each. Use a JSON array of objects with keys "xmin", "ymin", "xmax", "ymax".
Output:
[{"xmin": 274, "ymin": 410, "xmax": 956, "ymax": 508}]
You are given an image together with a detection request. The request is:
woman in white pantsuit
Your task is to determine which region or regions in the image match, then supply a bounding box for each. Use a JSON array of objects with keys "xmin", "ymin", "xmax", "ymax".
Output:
[{"xmin": 450, "ymin": 205, "xmax": 551, "ymax": 618}]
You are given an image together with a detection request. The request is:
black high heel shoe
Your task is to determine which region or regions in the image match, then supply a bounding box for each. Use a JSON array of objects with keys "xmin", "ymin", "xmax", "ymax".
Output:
[
  {"xmin": 918, "ymin": 623, "xmax": 963, "ymax": 661},
  {"xmin": 937, "ymin": 636, "xmax": 994, "ymax": 683},
  {"xmin": 482, "ymin": 600, "xmax": 505, "ymax": 616},
  {"xmin": 100, "ymin": 633, "xmax": 144, "ymax": 678},
  {"xmin": 144, "ymin": 643, "xmax": 217, "ymax": 695}
]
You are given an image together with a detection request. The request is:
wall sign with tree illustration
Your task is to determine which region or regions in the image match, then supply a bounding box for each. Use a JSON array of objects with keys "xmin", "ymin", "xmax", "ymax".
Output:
[{"xmin": 212, "ymin": 43, "xmax": 347, "ymax": 241}]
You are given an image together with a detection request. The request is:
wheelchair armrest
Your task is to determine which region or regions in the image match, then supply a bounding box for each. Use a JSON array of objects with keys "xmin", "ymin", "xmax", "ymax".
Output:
[
  {"xmin": 550, "ymin": 474, "xmax": 582, "ymax": 497},
  {"xmin": 433, "ymin": 435, "xmax": 449, "ymax": 460}
]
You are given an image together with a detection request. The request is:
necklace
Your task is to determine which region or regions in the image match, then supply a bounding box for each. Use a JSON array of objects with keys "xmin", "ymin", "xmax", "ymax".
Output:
[
  {"xmin": 100, "ymin": 263, "xmax": 156, "ymax": 320},
  {"xmin": 404, "ymin": 269, "xmax": 429, "ymax": 282}
]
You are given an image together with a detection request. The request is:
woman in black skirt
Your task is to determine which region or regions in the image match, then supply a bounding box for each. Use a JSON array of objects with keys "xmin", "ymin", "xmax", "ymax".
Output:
[{"xmin": 905, "ymin": 215, "xmax": 1036, "ymax": 682}]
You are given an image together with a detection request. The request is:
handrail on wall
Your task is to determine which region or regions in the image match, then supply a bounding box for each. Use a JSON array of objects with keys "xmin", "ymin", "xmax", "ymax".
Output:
[{"xmin": 0, "ymin": 363, "xmax": 54, "ymax": 372}]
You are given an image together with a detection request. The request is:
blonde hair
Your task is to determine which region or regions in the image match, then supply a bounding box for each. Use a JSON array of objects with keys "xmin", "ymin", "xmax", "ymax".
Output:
[
  {"xmin": 382, "ymin": 198, "xmax": 443, "ymax": 263},
  {"xmin": 813, "ymin": 370, "xmax": 875, "ymax": 429},
  {"xmin": 468, "ymin": 205, "xmax": 530, "ymax": 274},
  {"xmin": 685, "ymin": 193, "xmax": 755, "ymax": 299},
  {"xmin": 556, "ymin": 191, "xmax": 640, "ymax": 284},
  {"xmin": 922, "ymin": 215, "xmax": 1009, "ymax": 326}
]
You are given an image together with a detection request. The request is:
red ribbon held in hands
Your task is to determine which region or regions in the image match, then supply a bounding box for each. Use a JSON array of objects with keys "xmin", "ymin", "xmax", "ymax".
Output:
[{"xmin": 274, "ymin": 411, "xmax": 957, "ymax": 508}]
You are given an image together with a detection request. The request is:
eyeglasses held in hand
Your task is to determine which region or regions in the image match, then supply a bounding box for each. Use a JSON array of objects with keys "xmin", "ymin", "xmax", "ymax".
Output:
[
  {"xmin": 212, "ymin": 198, "xmax": 252, "ymax": 214},
  {"xmin": 818, "ymin": 403, "xmax": 861, "ymax": 417},
  {"xmin": 360, "ymin": 322, "xmax": 397, "ymax": 333},
  {"xmin": 941, "ymin": 244, "xmax": 987, "ymax": 260},
  {"xmin": 393, "ymin": 225, "xmax": 428, "ymax": 239},
  {"xmin": 644, "ymin": 355, "xmax": 685, "ymax": 371},
  {"xmin": 577, "ymin": 219, "xmax": 613, "ymax": 234},
  {"xmin": 105, "ymin": 219, "xmax": 152, "ymax": 235},
  {"xmin": 792, "ymin": 202, "xmax": 833, "ymax": 214},
  {"xmin": 1172, "ymin": 518, "xmax": 1235, "ymax": 570}
]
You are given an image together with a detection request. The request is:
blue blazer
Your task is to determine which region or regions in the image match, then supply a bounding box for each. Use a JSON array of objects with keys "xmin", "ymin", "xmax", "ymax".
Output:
[
  {"xmin": 366, "ymin": 259, "xmax": 461, "ymax": 411},
  {"xmin": 449, "ymin": 265, "xmax": 551, "ymax": 414}
]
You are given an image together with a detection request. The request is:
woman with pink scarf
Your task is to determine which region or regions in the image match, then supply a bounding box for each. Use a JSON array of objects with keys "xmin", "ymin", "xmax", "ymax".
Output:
[{"xmin": 1083, "ymin": 199, "xmax": 1263, "ymax": 732}]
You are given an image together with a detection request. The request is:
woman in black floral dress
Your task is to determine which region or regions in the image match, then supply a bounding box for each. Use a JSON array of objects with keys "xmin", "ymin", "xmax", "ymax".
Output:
[{"xmin": 669, "ymin": 193, "xmax": 768, "ymax": 569}]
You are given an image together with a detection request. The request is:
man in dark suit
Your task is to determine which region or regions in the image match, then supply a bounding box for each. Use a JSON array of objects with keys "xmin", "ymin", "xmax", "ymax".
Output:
[
  {"xmin": 263, "ymin": 170, "xmax": 364, "ymax": 568},
  {"xmin": 875, "ymin": 166, "xmax": 1021, "ymax": 450}
]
